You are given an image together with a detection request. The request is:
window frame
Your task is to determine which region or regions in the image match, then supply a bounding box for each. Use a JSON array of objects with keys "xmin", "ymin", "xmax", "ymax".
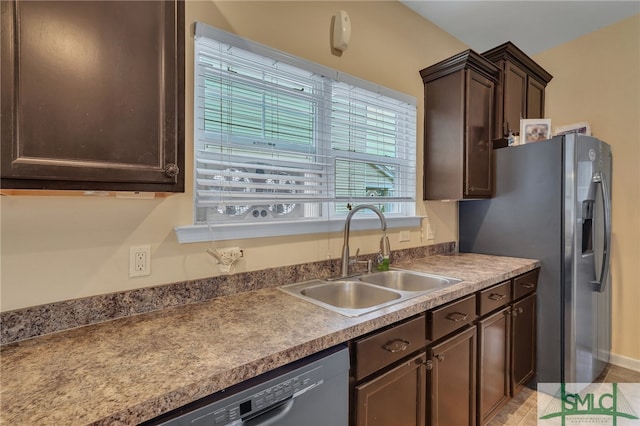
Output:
[{"xmin": 175, "ymin": 22, "xmax": 421, "ymax": 243}]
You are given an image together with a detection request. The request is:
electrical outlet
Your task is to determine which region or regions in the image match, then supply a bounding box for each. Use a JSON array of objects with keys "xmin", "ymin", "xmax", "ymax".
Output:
[
  {"xmin": 399, "ymin": 230, "xmax": 411, "ymax": 242},
  {"xmin": 129, "ymin": 245, "xmax": 151, "ymax": 277},
  {"xmin": 426, "ymin": 223, "xmax": 436, "ymax": 240}
]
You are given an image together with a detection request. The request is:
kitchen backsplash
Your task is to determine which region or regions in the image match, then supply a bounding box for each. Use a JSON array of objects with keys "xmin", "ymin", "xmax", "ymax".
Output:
[{"xmin": 0, "ymin": 242, "xmax": 455, "ymax": 345}]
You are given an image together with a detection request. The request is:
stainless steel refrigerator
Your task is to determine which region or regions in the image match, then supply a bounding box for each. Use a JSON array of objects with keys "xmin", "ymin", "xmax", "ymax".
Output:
[{"xmin": 459, "ymin": 133, "xmax": 612, "ymax": 385}]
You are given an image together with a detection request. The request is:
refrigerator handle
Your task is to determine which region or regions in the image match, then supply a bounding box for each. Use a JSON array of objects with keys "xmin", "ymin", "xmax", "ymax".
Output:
[{"xmin": 590, "ymin": 172, "xmax": 612, "ymax": 293}]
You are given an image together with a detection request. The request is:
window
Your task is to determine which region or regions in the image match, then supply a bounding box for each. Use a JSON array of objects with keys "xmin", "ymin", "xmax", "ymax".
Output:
[{"xmin": 179, "ymin": 23, "xmax": 418, "ymax": 242}]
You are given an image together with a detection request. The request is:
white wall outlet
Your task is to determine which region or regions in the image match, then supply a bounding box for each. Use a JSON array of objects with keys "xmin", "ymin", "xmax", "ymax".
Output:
[
  {"xmin": 399, "ymin": 230, "xmax": 411, "ymax": 242},
  {"xmin": 426, "ymin": 223, "xmax": 436, "ymax": 240},
  {"xmin": 129, "ymin": 245, "xmax": 151, "ymax": 277}
]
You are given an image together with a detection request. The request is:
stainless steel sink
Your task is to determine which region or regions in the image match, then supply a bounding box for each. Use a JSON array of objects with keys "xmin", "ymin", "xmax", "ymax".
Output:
[
  {"xmin": 281, "ymin": 280, "xmax": 404, "ymax": 317},
  {"xmin": 279, "ymin": 269, "xmax": 463, "ymax": 317},
  {"xmin": 359, "ymin": 269, "xmax": 462, "ymax": 292},
  {"xmin": 301, "ymin": 281, "xmax": 401, "ymax": 309}
]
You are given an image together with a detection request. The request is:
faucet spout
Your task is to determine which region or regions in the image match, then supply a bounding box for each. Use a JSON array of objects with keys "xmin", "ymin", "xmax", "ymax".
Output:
[{"xmin": 340, "ymin": 204, "xmax": 388, "ymax": 278}]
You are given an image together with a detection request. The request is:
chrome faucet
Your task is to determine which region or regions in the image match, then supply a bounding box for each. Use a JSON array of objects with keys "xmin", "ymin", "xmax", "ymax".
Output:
[{"xmin": 340, "ymin": 204, "xmax": 391, "ymax": 278}]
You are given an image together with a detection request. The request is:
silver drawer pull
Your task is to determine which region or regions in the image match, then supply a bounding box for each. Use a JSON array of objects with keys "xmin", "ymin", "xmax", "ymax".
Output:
[
  {"xmin": 445, "ymin": 312, "xmax": 468, "ymax": 322},
  {"xmin": 383, "ymin": 339, "xmax": 410, "ymax": 353},
  {"xmin": 488, "ymin": 293, "xmax": 506, "ymax": 301},
  {"xmin": 521, "ymin": 282, "xmax": 535, "ymax": 289}
]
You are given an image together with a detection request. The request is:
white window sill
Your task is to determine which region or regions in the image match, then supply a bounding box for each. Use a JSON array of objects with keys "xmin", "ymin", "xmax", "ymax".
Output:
[{"xmin": 174, "ymin": 216, "xmax": 424, "ymax": 243}]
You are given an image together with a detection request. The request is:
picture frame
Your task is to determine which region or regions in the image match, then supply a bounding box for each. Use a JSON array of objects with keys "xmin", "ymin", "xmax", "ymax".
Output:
[
  {"xmin": 555, "ymin": 122, "xmax": 591, "ymax": 136},
  {"xmin": 520, "ymin": 118, "xmax": 552, "ymax": 144}
]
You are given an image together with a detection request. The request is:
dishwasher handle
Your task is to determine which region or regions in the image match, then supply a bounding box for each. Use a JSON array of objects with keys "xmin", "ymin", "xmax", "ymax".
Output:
[{"xmin": 242, "ymin": 398, "xmax": 295, "ymax": 426}]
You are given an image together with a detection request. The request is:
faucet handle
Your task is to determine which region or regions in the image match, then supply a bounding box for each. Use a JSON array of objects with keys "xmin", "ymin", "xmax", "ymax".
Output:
[
  {"xmin": 348, "ymin": 248, "xmax": 360, "ymax": 267},
  {"xmin": 349, "ymin": 249, "xmax": 373, "ymax": 274}
]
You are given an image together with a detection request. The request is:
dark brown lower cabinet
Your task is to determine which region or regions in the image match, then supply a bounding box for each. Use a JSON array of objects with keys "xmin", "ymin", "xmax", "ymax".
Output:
[
  {"xmin": 428, "ymin": 326, "xmax": 477, "ymax": 426},
  {"xmin": 477, "ymin": 307, "xmax": 511, "ymax": 424},
  {"xmin": 511, "ymin": 293, "xmax": 536, "ymax": 395},
  {"xmin": 355, "ymin": 353, "xmax": 427, "ymax": 426},
  {"xmin": 350, "ymin": 269, "xmax": 539, "ymax": 426}
]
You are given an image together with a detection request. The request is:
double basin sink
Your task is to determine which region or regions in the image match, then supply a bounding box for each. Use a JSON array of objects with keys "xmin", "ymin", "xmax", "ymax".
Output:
[{"xmin": 279, "ymin": 269, "xmax": 462, "ymax": 317}]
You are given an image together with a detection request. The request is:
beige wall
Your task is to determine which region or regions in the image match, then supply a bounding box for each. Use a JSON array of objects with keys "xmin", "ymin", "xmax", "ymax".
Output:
[
  {"xmin": 534, "ymin": 14, "xmax": 640, "ymax": 362},
  {"xmin": 0, "ymin": 1, "xmax": 463, "ymax": 312}
]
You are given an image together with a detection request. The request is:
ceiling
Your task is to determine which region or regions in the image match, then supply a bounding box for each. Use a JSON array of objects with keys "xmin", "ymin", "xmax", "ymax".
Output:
[{"xmin": 400, "ymin": 1, "xmax": 640, "ymax": 56}]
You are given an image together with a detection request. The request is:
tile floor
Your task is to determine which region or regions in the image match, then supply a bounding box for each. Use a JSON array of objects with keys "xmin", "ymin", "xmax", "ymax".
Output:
[{"xmin": 487, "ymin": 364, "xmax": 640, "ymax": 425}]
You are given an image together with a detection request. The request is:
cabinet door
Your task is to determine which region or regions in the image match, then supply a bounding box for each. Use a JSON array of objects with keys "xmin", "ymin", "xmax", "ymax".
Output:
[
  {"xmin": 502, "ymin": 62, "xmax": 527, "ymax": 135},
  {"xmin": 0, "ymin": 1, "xmax": 184, "ymax": 192},
  {"xmin": 355, "ymin": 353, "xmax": 427, "ymax": 426},
  {"xmin": 428, "ymin": 326, "xmax": 477, "ymax": 426},
  {"xmin": 511, "ymin": 293, "xmax": 536, "ymax": 395},
  {"xmin": 477, "ymin": 307, "xmax": 511, "ymax": 424},
  {"xmin": 526, "ymin": 78, "xmax": 545, "ymax": 119},
  {"xmin": 464, "ymin": 70, "xmax": 494, "ymax": 198},
  {"xmin": 423, "ymin": 70, "xmax": 465, "ymax": 200}
]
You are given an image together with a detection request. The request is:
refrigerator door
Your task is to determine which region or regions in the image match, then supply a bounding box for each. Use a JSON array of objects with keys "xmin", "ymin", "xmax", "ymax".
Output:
[{"xmin": 564, "ymin": 134, "xmax": 612, "ymax": 384}]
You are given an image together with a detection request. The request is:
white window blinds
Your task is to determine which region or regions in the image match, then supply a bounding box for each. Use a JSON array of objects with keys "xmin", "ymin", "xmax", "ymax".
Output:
[{"xmin": 194, "ymin": 23, "xmax": 416, "ymax": 227}]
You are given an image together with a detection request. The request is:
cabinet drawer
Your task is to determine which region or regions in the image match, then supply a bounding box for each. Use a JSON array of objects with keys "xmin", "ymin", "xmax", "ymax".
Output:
[
  {"xmin": 478, "ymin": 280, "xmax": 512, "ymax": 316},
  {"xmin": 513, "ymin": 269, "xmax": 539, "ymax": 300},
  {"xmin": 428, "ymin": 294, "xmax": 477, "ymax": 341},
  {"xmin": 354, "ymin": 314, "xmax": 426, "ymax": 381}
]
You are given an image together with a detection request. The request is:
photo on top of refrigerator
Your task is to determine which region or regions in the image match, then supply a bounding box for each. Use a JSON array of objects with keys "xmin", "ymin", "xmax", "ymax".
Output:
[{"xmin": 459, "ymin": 133, "xmax": 612, "ymax": 385}]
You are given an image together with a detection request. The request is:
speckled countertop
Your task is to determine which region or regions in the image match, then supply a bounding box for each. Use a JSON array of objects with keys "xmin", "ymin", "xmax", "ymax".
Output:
[{"xmin": 0, "ymin": 253, "xmax": 539, "ymax": 425}]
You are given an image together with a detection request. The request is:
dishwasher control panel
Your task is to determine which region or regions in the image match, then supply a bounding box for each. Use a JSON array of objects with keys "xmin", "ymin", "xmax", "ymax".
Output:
[{"xmin": 192, "ymin": 366, "xmax": 324, "ymax": 425}]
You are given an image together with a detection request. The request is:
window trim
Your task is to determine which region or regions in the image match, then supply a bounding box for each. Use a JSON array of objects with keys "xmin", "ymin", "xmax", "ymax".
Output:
[{"xmin": 175, "ymin": 216, "xmax": 423, "ymax": 243}]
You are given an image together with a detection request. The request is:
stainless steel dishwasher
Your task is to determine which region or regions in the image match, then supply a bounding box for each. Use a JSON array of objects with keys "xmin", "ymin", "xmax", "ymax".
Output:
[{"xmin": 144, "ymin": 345, "xmax": 349, "ymax": 426}]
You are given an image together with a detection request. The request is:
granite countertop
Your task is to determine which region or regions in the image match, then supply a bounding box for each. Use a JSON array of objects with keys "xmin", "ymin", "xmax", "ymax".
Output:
[{"xmin": 0, "ymin": 253, "xmax": 539, "ymax": 425}]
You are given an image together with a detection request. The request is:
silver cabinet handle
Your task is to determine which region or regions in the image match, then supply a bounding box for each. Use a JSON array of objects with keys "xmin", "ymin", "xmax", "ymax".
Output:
[
  {"xmin": 520, "ymin": 283, "xmax": 535, "ymax": 289},
  {"xmin": 383, "ymin": 339, "xmax": 410, "ymax": 353},
  {"xmin": 435, "ymin": 353, "xmax": 445, "ymax": 362},
  {"xmin": 488, "ymin": 293, "xmax": 506, "ymax": 301},
  {"xmin": 445, "ymin": 312, "xmax": 468, "ymax": 322}
]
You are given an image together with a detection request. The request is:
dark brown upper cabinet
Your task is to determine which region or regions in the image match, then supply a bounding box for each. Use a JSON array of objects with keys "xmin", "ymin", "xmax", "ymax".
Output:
[
  {"xmin": 420, "ymin": 50, "xmax": 499, "ymax": 200},
  {"xmin": 482, "ymin": 42, "xmax": 553, "ymax": 142},
  {"xmin": 1, "ymin": 1, "xmax": 185, "ymax": 192}
]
